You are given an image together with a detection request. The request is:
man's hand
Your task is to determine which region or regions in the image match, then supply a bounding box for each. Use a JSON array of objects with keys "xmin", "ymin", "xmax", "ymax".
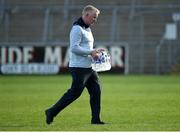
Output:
[
  {"xmin": 91, "ymin": 50, "xmax": 100, "ymax": 60},
  {"xmin": 91, "ymin": 48, "xmax": 106, "ymax": 60}
]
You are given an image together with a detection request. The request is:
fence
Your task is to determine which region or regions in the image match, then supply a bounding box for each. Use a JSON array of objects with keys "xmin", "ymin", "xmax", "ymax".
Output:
[{"xmin": 0, "ymin": 1, "xmax": 180, "ymax": 74}]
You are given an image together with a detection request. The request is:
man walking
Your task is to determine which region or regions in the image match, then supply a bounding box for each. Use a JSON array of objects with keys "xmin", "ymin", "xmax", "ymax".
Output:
[{"xmin": 45, "ymin": 5, "xmax": 105, "ymax": 125}]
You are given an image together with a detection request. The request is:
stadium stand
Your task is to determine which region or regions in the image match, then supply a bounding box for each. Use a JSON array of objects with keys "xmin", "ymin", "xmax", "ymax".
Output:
[{"xmin": 0, "ymin": 0, "xmax": 180, "ymax": 74}]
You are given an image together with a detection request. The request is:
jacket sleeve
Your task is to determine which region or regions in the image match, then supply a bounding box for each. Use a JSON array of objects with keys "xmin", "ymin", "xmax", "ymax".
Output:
[{"xmin": 70, "ymin": 26, "xmax": 93, "ymax": 56}]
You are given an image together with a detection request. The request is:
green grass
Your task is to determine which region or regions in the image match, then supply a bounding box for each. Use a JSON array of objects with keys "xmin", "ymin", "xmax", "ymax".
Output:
[{"xmin": 0, "ymin": 75, "xmax": 180, "ymax": 131}]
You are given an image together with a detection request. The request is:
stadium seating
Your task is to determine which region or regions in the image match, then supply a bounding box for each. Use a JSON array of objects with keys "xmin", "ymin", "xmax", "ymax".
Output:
[{"xmin": 0, "ymin": 0, "xmax": 180, "ymax": 74}]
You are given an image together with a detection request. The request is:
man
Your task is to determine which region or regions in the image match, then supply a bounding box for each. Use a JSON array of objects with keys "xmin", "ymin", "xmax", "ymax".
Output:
[{"xmin": 45, "ymin": 5, "xmax": 105, "ymax": 125}]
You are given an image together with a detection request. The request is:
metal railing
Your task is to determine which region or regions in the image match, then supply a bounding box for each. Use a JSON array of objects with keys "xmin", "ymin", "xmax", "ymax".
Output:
[{"xmin": 0, "ymin": 3, "xmax": 180, "ymax": 74}]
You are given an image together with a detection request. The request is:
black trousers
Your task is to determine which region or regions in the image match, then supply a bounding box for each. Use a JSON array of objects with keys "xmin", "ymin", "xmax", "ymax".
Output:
[{"xmin": 48, "ymin": 67, "xmax": 101, "ymax": 121}]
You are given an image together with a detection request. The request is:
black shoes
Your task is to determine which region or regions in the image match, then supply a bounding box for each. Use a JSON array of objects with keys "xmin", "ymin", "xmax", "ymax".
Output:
[
  {"xmin": 45, "ymin": 109, "xmax": 54, "ymax": 125},
  {"xmin": 45, "ymin": 110, "xmax": 105, "ymax": 125},
  {"xmin": 91, "ymin": 120, "xmax": 105, "ymax": 125}
]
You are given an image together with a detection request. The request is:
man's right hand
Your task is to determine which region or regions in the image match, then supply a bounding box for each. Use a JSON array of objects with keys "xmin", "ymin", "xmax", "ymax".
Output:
[{"xmin": 91, "ymin": 50, "xmax": 100, "ymax": 60}]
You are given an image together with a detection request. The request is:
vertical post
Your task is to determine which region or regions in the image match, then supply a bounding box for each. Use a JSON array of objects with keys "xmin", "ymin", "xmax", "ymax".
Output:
[
  {"xmin": 110, "ymin": 7, "xmax": 117, "ymax": 42},
  {"xmin": 63, "ymin": 0, "xmax": 69, "ymax": 21},
  {"xmin": 0, "ymin": 0, "xmax": 5, "ymax": 21},
  {"xmin": 168, "ymin": 41, "xmax": 172, "ymax": 67},
  {"xmin": 1, "ymin": 0, "xmax": 8, "ymax": 41},
  {"xmin": 140, "ymin": 14, "xmax": 145, "ymax": 73},
  {"xmin": 0, "ymin": 0, "xmax": 5, "ymax": 41},
  {"xmin": 4, "ymin": 9, "xmax": 9, "ymax": 42},
  {"xmin": 127, "ymin": 0, "xmax": 138, "ymax": 74},
  {"xmin": 129, "ymin": 0, "xmax": 136, "ymax": 20},
  {"xmin": 125, "ymin": 44, "xmax": 129, "ymax": 75},
  {"xmin": 156, "ymin": 36, "xmax": 165, "ymax": 74},
  {"xmin": 43, "ymin": 8, "xmax": 50, "ymax": 43}
]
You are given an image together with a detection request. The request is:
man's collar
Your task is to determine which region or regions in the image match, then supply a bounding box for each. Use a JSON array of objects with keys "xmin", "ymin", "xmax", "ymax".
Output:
[{"xmin": 73, "ymin": 17, "xmax": 89, "ymax": 28}]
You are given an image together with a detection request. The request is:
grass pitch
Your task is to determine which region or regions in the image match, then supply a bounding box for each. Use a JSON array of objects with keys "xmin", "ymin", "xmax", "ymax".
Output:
[{"xmin": 0, "ymin": 74, "xmax": 180, "ymax": 131}]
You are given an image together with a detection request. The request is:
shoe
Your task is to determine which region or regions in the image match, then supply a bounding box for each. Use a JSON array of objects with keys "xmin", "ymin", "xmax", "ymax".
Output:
[
  {"xmin": 91, "ymin": 120, "xmax": 105, "ymax": 125},
  {"xmin": 45, "ymin": 109, "xmax": 54, "ymax": 125}
]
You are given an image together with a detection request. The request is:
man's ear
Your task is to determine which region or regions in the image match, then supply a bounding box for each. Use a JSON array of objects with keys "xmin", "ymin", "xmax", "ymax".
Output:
[{"xmin": 86, "ymin": 13, "xmax": 89, "ymax": 16}]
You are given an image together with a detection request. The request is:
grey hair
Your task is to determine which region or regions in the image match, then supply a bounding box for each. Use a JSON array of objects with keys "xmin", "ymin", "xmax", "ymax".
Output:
[{"xmin": 82, "ymin": 5, "xmax": 100, "ymax": 15}]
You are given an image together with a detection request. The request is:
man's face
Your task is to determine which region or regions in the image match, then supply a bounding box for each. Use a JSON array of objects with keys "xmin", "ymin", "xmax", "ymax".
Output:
[{"xmin": 85, "ymin": 11, "xmax": 99, "ymax": 26}]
